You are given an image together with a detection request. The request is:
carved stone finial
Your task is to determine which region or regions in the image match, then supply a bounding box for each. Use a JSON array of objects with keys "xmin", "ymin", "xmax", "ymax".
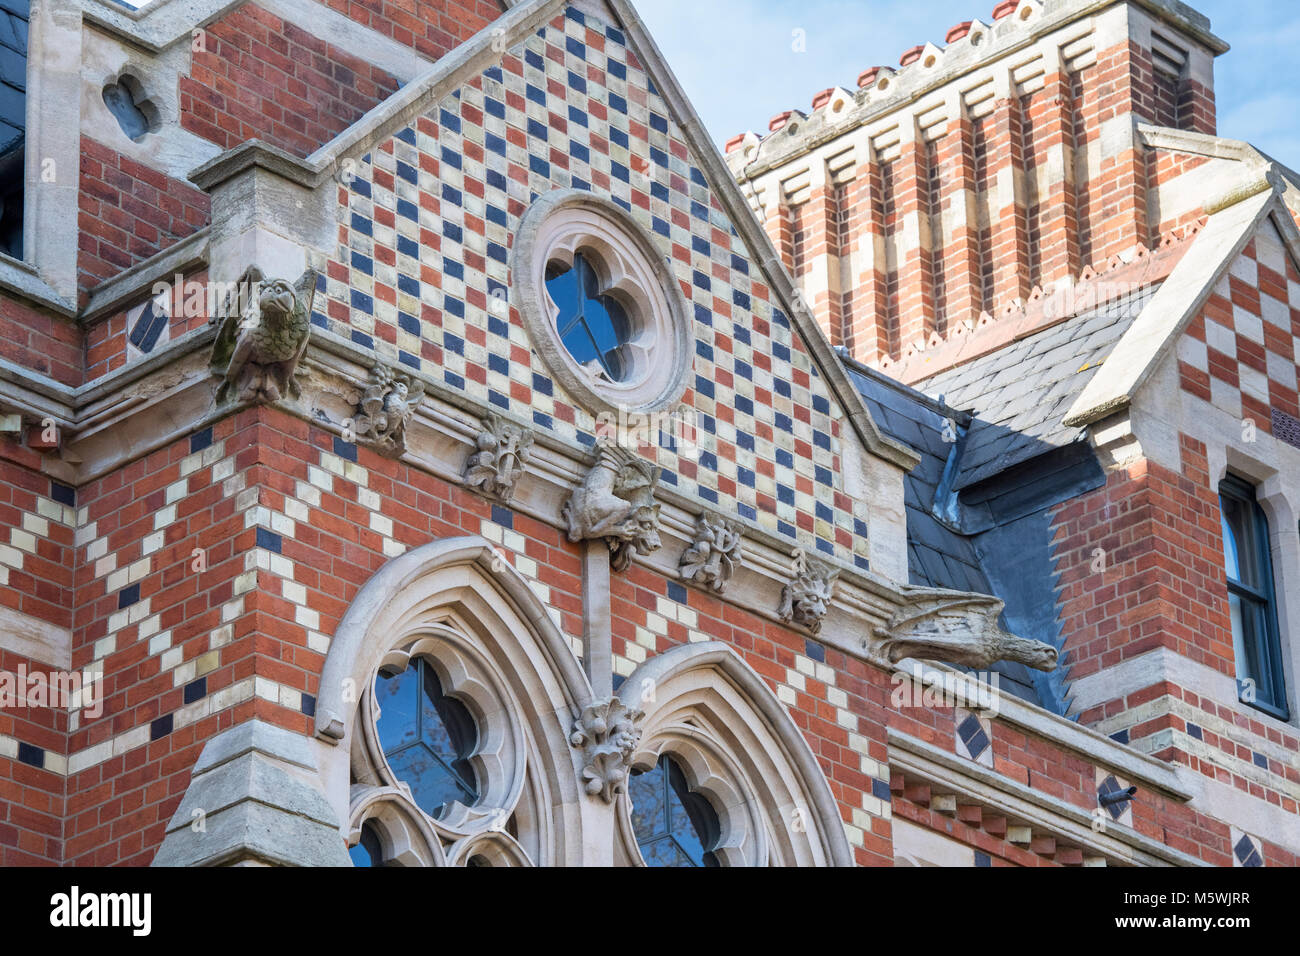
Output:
[
  {"xmin": 210, "ymin": 265, "xmax": 319, "ymax": 405},
  {"xmin": 463, "ymin": 413, "xmax": 534, "ymax": 500},
  {"xmin": 570, "ymin": 696, "xmax": 643, "ymax": 803},
  {"xmin": 873, "ymin": 587, "xmax": 1059, "ymax": 671},
  {"xmin": 679, "ymin": 512, "xmax": 744, "ymax": 593},
  {"xmin": 779, "ymin": 550, "xmax": 838, "ymax": 634},
  {"xmin": 562, "ymin": 441, "xmax": 661, "ymax": 572},
  {"xmin": 350, "ymin": 363, "xmax": 425, "ymax": 458}
]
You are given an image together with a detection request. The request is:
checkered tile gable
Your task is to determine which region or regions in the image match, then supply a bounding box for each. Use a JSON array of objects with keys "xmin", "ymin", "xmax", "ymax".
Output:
[
  {"xmin": 1177, "ymin": 220, "xmax": 1300, "ymax": 445},
  {"xmin": 317, "ymin": 7, "xmax": 868, "ymax": 567}
]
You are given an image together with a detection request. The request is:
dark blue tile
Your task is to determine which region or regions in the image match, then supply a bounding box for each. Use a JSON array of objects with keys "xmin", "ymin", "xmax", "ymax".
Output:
[
  {"xmin": 333, "ymin": 436, "xmax": 358, "ymax": 461},
  {"xmin": 118, "ymin": 583, "xmax": 140, "ymax": 609},
  {"xmin": 50, "ymin": 480, "xmax": 75, "ymax": 507},
  {"xmin": 151, "ymin": 714, "xmax": 173, "ymax": 740},
  {"xmin": 184, "ymin": 677, "xmax": 206, "ymax": 705},
  {"xmin": 256, "ymin": 527, "xmax": 282, "ymax": 553}
]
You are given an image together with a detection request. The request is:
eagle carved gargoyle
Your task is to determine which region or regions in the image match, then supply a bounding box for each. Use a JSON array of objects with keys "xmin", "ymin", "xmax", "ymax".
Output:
[
  {"xmin": 872, "ymin": 586, "xmax": 1059, "ymax": 671},
  {"xmin": 210, "ymin": 265, "xmax": 319, "ymax": 405}
]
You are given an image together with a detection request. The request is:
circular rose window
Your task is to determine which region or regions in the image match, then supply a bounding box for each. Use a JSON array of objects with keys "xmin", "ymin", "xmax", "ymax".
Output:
[{"xmin": 512, "ymin": 190, "xmax": 693, "ymax": 415}]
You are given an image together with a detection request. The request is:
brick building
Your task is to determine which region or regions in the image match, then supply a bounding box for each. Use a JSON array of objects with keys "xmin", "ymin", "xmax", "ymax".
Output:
[{"xmin": 0, "ymin": 0, "xmax": 1294, "ymax": 868}]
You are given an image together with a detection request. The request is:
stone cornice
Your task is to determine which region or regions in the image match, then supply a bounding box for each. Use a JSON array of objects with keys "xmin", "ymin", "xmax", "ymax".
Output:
[
  {"xmin": 888, "ymin": 729, "xmax": 1205, "ymax": 867},
  {"xmin": 79, "ymin": 227, "xmax": 211, "ymax": 325},
  {"xmin": 892, "ymin": 660, "xmax": 1193, "ymax": 801}
]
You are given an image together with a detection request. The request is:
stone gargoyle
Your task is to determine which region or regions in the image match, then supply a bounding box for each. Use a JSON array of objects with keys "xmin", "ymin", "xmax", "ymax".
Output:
[
  {"xmin": 779, "ymin": 553, "xmax": 838, "ymax": 634},
  {"xmin": 873, "ymin": 587, "xmax": 1059, "ymax": 671},
  {"xmin": 352, "ymin": 363, "xmax": 425, "ymax": 457},
  {"xmin": 562, "ymin": 441, "xmax": 661, "ymax": 572},
  {"xmin": 210, "ymin": 265, "xmax": 319, "ymax": 405}
]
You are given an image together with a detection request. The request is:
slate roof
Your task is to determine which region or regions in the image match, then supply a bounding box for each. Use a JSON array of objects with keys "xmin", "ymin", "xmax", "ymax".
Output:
[
  {"xmin": 914, "ymin": 286, "xmax": 1159, "ymax": 490},
  {"xmin": 849, "ymin": 362, "xmax": 1044, "ymax": 705},
  {"xmin": 842, "ymin": 289, "xmax": 1160, "ymax": 712}
]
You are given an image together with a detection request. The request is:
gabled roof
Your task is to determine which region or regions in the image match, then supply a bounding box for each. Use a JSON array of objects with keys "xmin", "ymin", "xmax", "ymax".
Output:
[
  {"xmin": 186, "ymin": 0, "xmax": 919, "ymax": 476},
  {"xmin": 1067, "ymin": 170, "xmax": 1300, "ymax": 428}
]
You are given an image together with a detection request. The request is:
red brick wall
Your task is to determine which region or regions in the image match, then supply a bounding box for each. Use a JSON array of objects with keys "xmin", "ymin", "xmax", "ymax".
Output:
[
  {"xmin": 0, "ymin": 647, "xmax": 66, "ymax": 866},
  {"xmin": 180, "ymin": 4, "xmax": 401, "ymax": 159},
  {"xmin": 311, "ymin": 0, "xmax": 503, "ymax": 61},
  {"xmin": 84, "ymin": 269, "xmax": 213, "ymax": 382},
  {"xmin": 78, "ymin": 139, "xmax": 210, "ymax": 300},
  {"xmin": 1052, "ymin": 446, "xmax": 1235, "ymax": 689},
  {"xmin": 0, "ymin": 297, "xmax": 81, "ymax": 387}
]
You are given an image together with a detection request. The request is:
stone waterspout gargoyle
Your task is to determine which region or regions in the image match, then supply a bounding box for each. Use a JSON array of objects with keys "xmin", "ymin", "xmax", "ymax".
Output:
[
  {"xmin": 562, "ymin": 440, "xmax": 661, "ymax": 572},
  {"xmin": 210, "ymin": 265, "xmax": 319, "ymax": 405},
  {"xmin": 873, "ymin": 586, "xmax": 1059, "ymax": 671}
]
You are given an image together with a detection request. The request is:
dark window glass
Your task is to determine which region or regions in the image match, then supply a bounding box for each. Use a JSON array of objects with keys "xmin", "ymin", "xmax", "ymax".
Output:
[
  {"xmin": 1219, "ymin": 476, "xmax": 1288, "ymax": 718},
  {"xmin": 629, "ymin": 755, "xmax": 721, "ymax": 867},
  {"xmin": 374, "ymin": 658, "xmax": 480, "ymax": 818},
  {"xmin": 545, "ymin": 252, "xmax": 633, "ymax": 382},
  {"xmin": 349, "ymin": 820, "xmax": 385, "ymax": 867},
  {"xmin": 0, "ymin": 0, "xmax": 28, "ymax": 259}
]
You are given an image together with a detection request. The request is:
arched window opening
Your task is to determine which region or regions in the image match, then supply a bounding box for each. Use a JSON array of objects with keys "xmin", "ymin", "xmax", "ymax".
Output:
[
  {"xmin": 629, "ymin": 754, "xmax": 721, "ymax": 867},
  {"xmin": 348, "ymin": 820, "xmax": 388, "ymax": 868},
  {"xmin": 374, "ymin": 657, "xmax": 480, "ymax": 819}
]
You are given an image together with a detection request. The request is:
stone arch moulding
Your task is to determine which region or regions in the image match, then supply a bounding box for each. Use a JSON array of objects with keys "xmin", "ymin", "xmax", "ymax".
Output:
[
  {"xmin": 317, "ymin": 536, "xmax": 594, "ymax": 866},
  {"xmin": 316, "ymin": 536, "xmax": 590, "ymax": 744},
  {"xmin": 616, "ymin": 642, "xmax": 854, "ymax": 867},
  {"xmin": 510, "ymin": 188, "xmax": 695, "ymax": 416}
]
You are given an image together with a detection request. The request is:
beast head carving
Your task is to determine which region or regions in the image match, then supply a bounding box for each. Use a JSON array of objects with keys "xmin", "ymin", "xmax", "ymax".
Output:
[
  {"xmin": 874, "ymin": 588, "xmax": 1060, "ymax": 672},
  {"xmin": 779, "ymin": 557, "xmax": 838, "ymax": 634},
  {"xmin": 562, "ymin": 441, "xmax": 662, "ymax": 572}
]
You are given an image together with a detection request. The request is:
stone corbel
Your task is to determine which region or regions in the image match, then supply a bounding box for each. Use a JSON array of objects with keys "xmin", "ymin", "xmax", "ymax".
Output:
[
  {"xmin": 349, "ymin": 362, "xmax": 425, "ymax": 458},
  {"xmin": 570, "ymin": 696, "xmax": 643, "ymax": 803},
  {"xmin": 678, "ymin": 512, "xmax": 744, "ymax": 594},
  {"xmin": 871, "ymin": 586, "xmax": 1059, "ymax": 671},
  {"xmin": 462, "ymin": 412, "xmax": 534, "ymax": 500},
  {"xmin": 562, "ymin": 441, "xmax": 662, "ymax": 572},
  {"xmin": 778, "ymin": 550, "xmax": 838, "ymax": 634}
]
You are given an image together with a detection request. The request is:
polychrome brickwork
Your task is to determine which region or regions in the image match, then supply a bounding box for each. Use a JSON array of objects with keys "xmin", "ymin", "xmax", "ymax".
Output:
[{"xmin": 315, "ymin": 7, "xmax": 869, "ymax": 568}]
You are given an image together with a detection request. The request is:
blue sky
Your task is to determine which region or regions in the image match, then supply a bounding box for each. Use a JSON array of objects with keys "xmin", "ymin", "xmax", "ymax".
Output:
[{"xmin": 636, "ymin": 0, "xmax": 1300, "ymax": 164}]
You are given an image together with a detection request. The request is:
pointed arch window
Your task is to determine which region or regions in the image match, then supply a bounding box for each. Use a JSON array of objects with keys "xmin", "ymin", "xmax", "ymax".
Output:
[
  {"xmin": 629, "ymin": 754, "xmax": 721, "ymax": 867},
  {"xmin": 374, "ymin": 657, "xmax": 480, "ymax": 819}
]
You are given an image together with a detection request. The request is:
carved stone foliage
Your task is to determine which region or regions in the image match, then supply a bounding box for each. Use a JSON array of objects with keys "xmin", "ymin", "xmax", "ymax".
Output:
[
  {"xmin": 570, "ymin": 696, "xmax": 643, "ymax": 803},
  {"xmin": 873, "ymin": 587, "xmax": 1059, "ymax": 671},
  {"xmin": 463, "ymin": 413, "xmax": 534, "ymax": 501},
  {"xmin": 210, "ymin": 265, "xmax": 319, "ymax": 405},
  {"xmin": 562, "ymin": 441, "xmax": 661, "ymax": 572},
  {"xmin": 679, "ymin": 513, "xmax": 743, "ymax": 594},
  {"xmin": 778, "ymin": 551, "xmax": 838, "ymax": 634},
  {"xmin": 350, "ymin": 363, "xmax": 425, "ymax": 458}
]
